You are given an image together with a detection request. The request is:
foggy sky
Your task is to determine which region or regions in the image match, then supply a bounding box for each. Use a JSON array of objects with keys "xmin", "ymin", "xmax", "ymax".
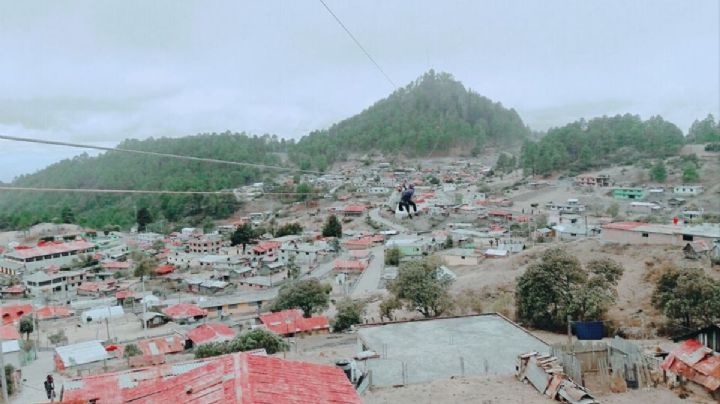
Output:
[{"xmin": 1, "ymin": 0, "xmax": 718, "ymax": 181}]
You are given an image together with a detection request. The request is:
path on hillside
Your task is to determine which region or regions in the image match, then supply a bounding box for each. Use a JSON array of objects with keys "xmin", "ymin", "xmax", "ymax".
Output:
[
  {"xmin": 369, "ymin": 208, "xmax": 408, "ymax": 233},
  {"xmin": 351, "ymin": 246, "xmax": 385, "ymax": 298}
]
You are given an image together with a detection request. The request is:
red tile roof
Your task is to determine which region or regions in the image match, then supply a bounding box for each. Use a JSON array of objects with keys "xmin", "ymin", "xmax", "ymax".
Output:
[
  {"xmin": 1, "ymin": 285, "xmax": 25, "ymax": 294},
  {"xmin": 252, "ymin": 241, "xmax": 280, "ymax": 254},
  {"xmin": 0, "ymin": 304, "xmax": 33, "ymax": 324},
  {"xmin": 259, "ymin": 309, "xmax": 330, "ymax": 336},
  {"xmin": 101, "ymin": 261, "xmax": 131, "ymax": 270},
  {"xmin": 115, "ymin": 290, "xmax": 134, "ymax": 299},
  {"xmin": 36, "ymin": 305, "xmax": 74, "ymax": 320},
  {"xmin": 137, "ymin": 335, "xmax": 185, "ymax": 356},
  {"xmin": 61, "ymin": 351, "xmax": 360, "ymax": 403},
  {"xmin": 343, "ymin": 204, "xmax": 367, "ymax": 213},
  {"xmin": 154, "ymin": 264, "xmax": 175, "ymax": 275},
  {"xmin": 162, "ymin": 303, "xmax": 208, "ymax": 320},
  {"xmin": 6, "ymin": 240, "xmax": 95, "ymax": 260},
  {"xmin": 344, "ymin": 238, "xmax": 374, "ymax": 247},
  {"xmin": 187, "ymin": 323, "xmax": 236, "ymax": 345},
  {"xmin": 602, "ymin": 221, "xmax": 645, "ymax": 231},
  {"xmin": 333, "ymin": 260, "xmax": 367, "ymax": 272},
  {"xmin": 0, "ymin": 325, "xmax": 21, "ymax": 340},
  {"xmin": 661, "ymin": 339, "xmax": 720, "ymax": 391}
]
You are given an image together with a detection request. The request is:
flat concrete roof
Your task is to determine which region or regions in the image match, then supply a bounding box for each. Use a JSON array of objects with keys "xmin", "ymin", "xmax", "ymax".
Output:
[{"xmin": 357, "ymin": 314, "xmax": 547, "ymax": 386}]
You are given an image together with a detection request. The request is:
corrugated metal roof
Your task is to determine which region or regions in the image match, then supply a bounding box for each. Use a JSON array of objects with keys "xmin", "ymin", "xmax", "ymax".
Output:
[
  {"xmin": 55, "ymin": 340, "xmax": 109, "ymax": 367},
  {"xmin": 187, "ymin": 323, "xmax": 236, "ymax": 345},
  {"xmin": 61, "ymin": 351, "xmax": 360, "ymax": 403},
  {"xmin": 661, "ymin": 339, "xmax": 720, "ymax": 392},
  {"xmin": 259, "ymin": 309, "xmax": 330, "ymax": 336}
]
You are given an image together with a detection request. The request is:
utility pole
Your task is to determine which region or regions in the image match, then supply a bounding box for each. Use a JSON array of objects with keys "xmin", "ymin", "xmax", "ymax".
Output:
[
  {"xmin": 141, "ymin": 277, "xmax": 148, "ymax": 341},
  {"xmin": 567, "ymin": 315, "xmax": 573, "ymax": 350},
  {"xmin": 0, "ymin": 334, "xmax": 8, "ymax": 403}
]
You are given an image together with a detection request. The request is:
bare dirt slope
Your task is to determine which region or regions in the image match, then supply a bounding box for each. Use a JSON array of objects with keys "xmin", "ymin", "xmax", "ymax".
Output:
[{"xmin": 363, "ymin": 374, "xmax": 702, "ymax": 404}]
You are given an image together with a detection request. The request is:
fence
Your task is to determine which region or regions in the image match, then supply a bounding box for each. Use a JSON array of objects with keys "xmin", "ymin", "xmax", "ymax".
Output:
[{"xmin": 550, "ymin": 337, "xmax": 661, "ymax": 390}]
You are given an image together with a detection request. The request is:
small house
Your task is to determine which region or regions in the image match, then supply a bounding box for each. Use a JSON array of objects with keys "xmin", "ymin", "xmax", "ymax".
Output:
[
  {"xmin": 683, "ymin": 241, "xmax": 711, "ymax": 259},
  {"xmin": 54, "ymin": 340, "xmax": 109, "ymax": 371},
  {"xmin": 612, "ymin": 187, "xmax": 645, "ymax": 200},
  {"xmin": 673, "ymin": 185, "xmax": 704, "ymax": 196},
  {"xmin": 259, "ymin": 309, "xmax": 329, "ymax": 337},
  {"xmin": 187, "ymin": 323, "xmax": 236, "ymax": 347}
]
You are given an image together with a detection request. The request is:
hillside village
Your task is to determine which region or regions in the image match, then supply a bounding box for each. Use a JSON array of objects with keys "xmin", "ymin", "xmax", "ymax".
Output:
[{"xmin": 0, "ymin": 144, "xmax": 718, "ymax": 403}]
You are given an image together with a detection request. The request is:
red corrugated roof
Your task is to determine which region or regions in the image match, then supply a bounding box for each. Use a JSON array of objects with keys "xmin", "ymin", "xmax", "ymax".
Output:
[
  {"xmin": 36, "ymin": 305, "xmax": 74, "ymax": 320},
  {"xmin": 2, "ymin": 285, "xmax": 25, "ymax": 294},
  {"xmin": 259, "ymin": 309, "xmax": 330, "ymax": 336},
  {"xmin": 333, "ymin": 260, "xmax": 367, "ymax": 271},
  {"xmin": 154, "ymin": 264, "xmax": 175, "ymax": 275},
  {"xmin": 344, "ymin": 238, "xmax": 373, "ymax": 246},
  {"xmin": 661, "ymin": 339, "xmax": 720, "ymax": 392},
  {"xmin": 0, "ymin": 304, "xmax": 33, "ymax": 324},
  {"xmin": 162, "ymin": 303, "xmax": 207, "ymax": 320},
  {"xmin": 343, "ymin": 204, "xmax": 367, "ymax": 213},
  {"xmin": 0, "ymin": 325, "xmax": 21, "ymax": 340},
  {"xmin": 253, "ymin": 241, "xmax": 280, "ymax": 254},
  {"xmin": 61, "ymin": 351, "xmax": 360, "ymax": 403},
  {"xmin": 102, "ymin": 261, "xmax": 130, "ymax": 270},
  {"xmin": 7, "ymin": 240, "xmax": 95, "ymax": 259},
  {"xmin": 187, "ymin": 323, "xmax": 236, "ymax": 345},
  {"xmin": 115, "ymin": 290, "xmax": 134, "ymax": 299},
  {"xmin": 137, "ymin": 335, "xmax": 185, "ymax": 356},
  {"xmin": 603, "ymin": 221, "xmax": 645, "ymax": 231}
]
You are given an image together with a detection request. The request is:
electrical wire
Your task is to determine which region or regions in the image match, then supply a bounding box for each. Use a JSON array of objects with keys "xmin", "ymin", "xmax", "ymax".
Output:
[
  {"xmin": 0, "ymin": 134, "xmax": 323, "ymax": 174},
  {"xmin": 0, "ymin": 186, "xmax": 328, "ymax": 196},
  {"xmin": 318, "ymin": 0, "xmax": 396, "ymax": 89}
]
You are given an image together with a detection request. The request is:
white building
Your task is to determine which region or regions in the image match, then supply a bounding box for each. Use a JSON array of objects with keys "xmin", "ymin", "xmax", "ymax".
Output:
[{"xmin": 673, "ymin": 185, "xmax": 704, "ymax": 196}]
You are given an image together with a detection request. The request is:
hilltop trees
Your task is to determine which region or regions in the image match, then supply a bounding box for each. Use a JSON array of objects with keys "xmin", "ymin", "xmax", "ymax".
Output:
[
  {"xmin": 322, "ymin": 215, "xmax": 342, "ymax": 238},
  {"xmin": 687, "ymin": 114, "xmax": 720, "ymax": 143},
  {"xmin": 271, "ymin": 279, "xmax": 332, "ymax": 318},
  {"xmin": 289, "ymin": 70, "xmax": 529, "ymax": 169},
  {"xmin": 515, "ymin": 249, "xmax": 624, "ymax": 330},
  {"xmin": 388, "ymin": 257, "xmax": 454, "ymax": 318},
  {"xmin": 521, "ymin": 115, "xmax": 684, "ymax": 176}
]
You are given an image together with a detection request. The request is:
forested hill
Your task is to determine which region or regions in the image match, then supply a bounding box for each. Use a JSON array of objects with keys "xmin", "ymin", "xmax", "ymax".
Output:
[
  {"xmin": 520, "ymin": 114, "xmax": 685, "ymax": 176},
  {"xmin": 0, "ymin": 133, "xmax": 288, "ymax": 230},
  {"xmin": 289, "ymin": 70, "xmax": 529, "ymax": 170}
]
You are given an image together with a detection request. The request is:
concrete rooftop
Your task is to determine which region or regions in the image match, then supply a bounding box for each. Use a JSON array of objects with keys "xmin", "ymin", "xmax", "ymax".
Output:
[{"xmin": 357, "ymin": 314, "xmax": 547, "ymax": 386}]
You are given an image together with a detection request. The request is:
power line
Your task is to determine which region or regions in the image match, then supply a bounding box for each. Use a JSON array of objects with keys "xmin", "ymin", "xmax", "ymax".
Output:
[
  {"xmin": 0, "ymin": 134, "xmax": 323, "ymax": 175},
  {"xmin": 318, "ymin": 0, "xmax": 397, "ymax": 89},
  {"xmin": 0, "ymin": 186, "xmax": 328, "ymax": 196}
]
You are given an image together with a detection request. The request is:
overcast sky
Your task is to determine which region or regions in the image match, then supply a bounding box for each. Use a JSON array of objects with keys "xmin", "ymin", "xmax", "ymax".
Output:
[{"xmin": 1, "ymin": 0, "xmax": 718, "ymax": 181}]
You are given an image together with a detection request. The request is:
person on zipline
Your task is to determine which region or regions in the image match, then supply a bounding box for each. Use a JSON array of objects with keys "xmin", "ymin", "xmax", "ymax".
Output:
[{"xmin": 398, "ymin": 183, "xmax": 417, "ymax": 218}]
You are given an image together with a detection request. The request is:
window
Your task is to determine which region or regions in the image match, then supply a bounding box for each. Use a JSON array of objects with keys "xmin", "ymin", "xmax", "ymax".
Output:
[
  {"xmin": 682, "ymin": 234, "xmax": 694, "ymax": 241},
  {"xmin": 642, "ymin": 233, "xmax": 649, "ymax": 238}
]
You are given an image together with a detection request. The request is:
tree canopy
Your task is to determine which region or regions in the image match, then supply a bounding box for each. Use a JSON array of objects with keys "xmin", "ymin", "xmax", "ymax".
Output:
[
  {"xmin": 387, "ymin": 257, "xmax": 454, "ymax": 318},
  {"xmin": 333, "ymin": 298, "xmax": 365, "ymax": 332},
  {"xmin": 652, "ymin": 266, "xmax": 720, "ymax": 329},
  {"xmin": 195, "ymin": 328, "xmax": 288, "ymax": 359},
  {"xmin": 289, "ymin": 70, "xmax": 529, "ymax": 169},
  {"xmin": 515, "ymin": 249, "xmax": 624, "ymax": 330},
  {"xmin": 687, "ymin": 114, "xmax": 720, "ymax": 143},
  {"xmin": 322, "ymin": 215, "xmax": 343, "ymax": 238},
  {"xmin": 271, "ymin": 279, "xmax": 332, "ymax": 318},
  {"xmin": 0, "ymin": 132, "xmax": 286, "ymax": 230}
]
